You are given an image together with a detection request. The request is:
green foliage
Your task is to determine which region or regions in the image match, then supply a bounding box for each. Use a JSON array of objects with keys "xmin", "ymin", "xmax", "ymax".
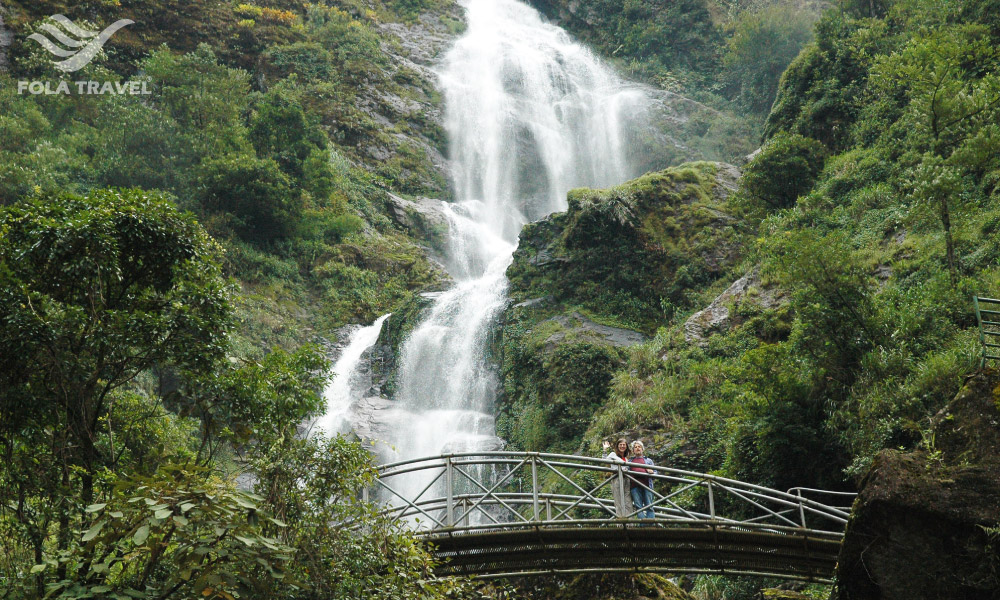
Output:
[
  {"xmin": 175, "ymin": 345, "xmax": 328, "ymax": 448},
  {"xmin": 0, "ymin": 189, "xmax": 230, "ymax": 449},
  {"xmin": 197, "ymin": 154, "xmax": 302, "ymax": 243},
  {"xmin": 722, "ymin": 5, "xmax": 818, "ymax": 116},
  {"xmin": 248, "ymin": 434, "xmax": 487, "ymax": 599},
  {"xmin": 0, "ymin": 190, "xmax": 467, "ymax": 599},
  {"xmin": 307, "ymin": 5, "xmax": 388, "ymax": 85},
  {"xmin": 765, "ymin": 230, "xmax": 885, "ymax": 390},
  {"xmin": 765, "ymin": 12, "xmax": 892, "ymax": 150},
  {"xmin": 248, "ymin": 85, "xmax": 330, "ymax": 184},
  {"xmin": 38, "ymin": 465, "xmax": 296, "ymax": 600},
  {"xmin": 144, "ymin": 45, "xmax": 252, "ymax": 158},
  {"xmin": 531, "ymin": 0, "xmax": 723, "ymax": 86},
  {"xmin": 734, "ymin": 132, "xmax": 827, "ymax": 218}
]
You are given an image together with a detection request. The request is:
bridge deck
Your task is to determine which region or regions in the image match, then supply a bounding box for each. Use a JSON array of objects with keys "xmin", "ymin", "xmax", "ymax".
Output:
[
  {"xmin": 423, "ymin": 522, "xmax": 841, "ymax": 582},
  {"xmin": 371, "ymin": 452, "xmax": 853, "ymax": 581}
]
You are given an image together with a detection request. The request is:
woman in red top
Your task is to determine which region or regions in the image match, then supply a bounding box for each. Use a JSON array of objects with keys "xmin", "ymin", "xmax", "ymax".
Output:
[{"xmin": 628, "ymin": 440, "xmax": 655, "ymax": 521}]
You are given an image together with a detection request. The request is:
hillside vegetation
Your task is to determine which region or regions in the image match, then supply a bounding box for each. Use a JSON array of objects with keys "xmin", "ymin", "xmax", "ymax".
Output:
[
  {"xmin": 504, "ymin": 0, "xmax": 1000, "ymax": 499},
  {"xmin": 1, "ymin": 0, "xmax": 458, "ymax": 352},
  {"xmin": 5, "ymin": 0, "xmax": 1000, "ymax": 598},
  {"xmin": 0, "ymin": 1, "xmax": 497, "ymax": 598}
]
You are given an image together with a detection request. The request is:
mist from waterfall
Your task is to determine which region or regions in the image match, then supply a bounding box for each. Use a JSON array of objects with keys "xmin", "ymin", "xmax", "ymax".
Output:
[{"xmin": 384, "ymin": 0, "xmax": 654, "ymax": 472}]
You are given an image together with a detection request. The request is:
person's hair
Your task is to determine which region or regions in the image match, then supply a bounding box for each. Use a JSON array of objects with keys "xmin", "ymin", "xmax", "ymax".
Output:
[
  {"xmin": 615, "ymin": 438, "xmax": 630, "ymax": 458},
  {"xmin": 631, "ymin": 440, "xmax": 644, "ymax": 452}
]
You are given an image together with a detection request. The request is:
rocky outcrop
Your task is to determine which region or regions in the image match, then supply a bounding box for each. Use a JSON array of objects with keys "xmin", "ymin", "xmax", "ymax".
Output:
[
  {"xmin": 832, "ymin": 370, "xmax": 1000, "ymax": 599},
  {"xmin": 368, "ymin": 292, "xmax": 435, "ymax": 397},
  {"xmin": 684, "ymin": 269, "xmax": 787, "ymax": 346},
  {"xmin": 385, "ymin": 193, "xmax": 450, "ymax": 254},
  {"xmin": 497, "ymin": 162, "xmax": 742, "ymax": 454},
  {"xmin": 507, "ymin": 161, "xmax": 742, "ymax": 334},
  {"xmin": 538, "ymin": 311, "xmax": 647, "ymax": 349},
  {"xmin": 357, "ymin": 7, "xmax": 464, "ymax": 198}
]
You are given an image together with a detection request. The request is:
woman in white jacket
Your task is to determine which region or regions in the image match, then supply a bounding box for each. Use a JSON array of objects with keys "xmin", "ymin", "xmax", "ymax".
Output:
[{"xmin": 602, "ymin": 438, "xmax": 630, "ymax": 517}]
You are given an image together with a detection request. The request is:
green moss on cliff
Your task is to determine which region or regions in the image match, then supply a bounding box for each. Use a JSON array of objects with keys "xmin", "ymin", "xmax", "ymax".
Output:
[
  {"xmin": 508, "ymin": 162, "xmax": 741, "ymax": 334},
  {"xmin": 499, "ymin": 162, "xmax": 742, "ymax": 455}
]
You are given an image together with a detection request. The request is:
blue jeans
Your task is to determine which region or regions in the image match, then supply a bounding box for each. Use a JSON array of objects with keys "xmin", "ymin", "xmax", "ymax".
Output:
[{"xmin": 630, "ymin": 486, "xmax": 655, "ymax": 520}]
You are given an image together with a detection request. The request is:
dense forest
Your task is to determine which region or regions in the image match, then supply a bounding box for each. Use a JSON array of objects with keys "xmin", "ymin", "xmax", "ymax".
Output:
[{"xmin": 1, "ymin": 0, "xmax": 999, "ymax": 598}]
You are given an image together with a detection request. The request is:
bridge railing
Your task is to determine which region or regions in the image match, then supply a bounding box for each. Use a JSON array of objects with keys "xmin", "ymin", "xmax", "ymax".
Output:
[{"xmin": 368, "ymin": 452, "xmax": 853, "ymax": 536}]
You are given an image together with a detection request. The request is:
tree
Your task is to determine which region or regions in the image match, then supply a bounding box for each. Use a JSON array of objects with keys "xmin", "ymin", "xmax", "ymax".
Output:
[
  {"xmin": 196, "ymin": 154, "xmax": 301, "ymax": 242},
  {"xmin": 248, "ymin": 86, "xmax": 330, "ymax": 185},
  {"xmin": 0, "ymin": 189, "xmax": 232, "ymax": 590},
  {"xmin": 143, "ymin": 45, "xmax": 252, "ymax": 158},
  {"xmin": 875, "ymin": 25, "xmax": 1000, "ymax": 284},
  {"xmin": 722, "ymin": 5, "xmax": 818, "ymax": 116}
]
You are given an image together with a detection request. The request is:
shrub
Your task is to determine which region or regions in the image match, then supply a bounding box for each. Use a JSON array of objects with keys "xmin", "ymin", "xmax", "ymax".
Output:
[
  {"xmin": 197, "ymin": 154, "xmax": 301, "ymax": 243},
  {"xmin": 735, "ymin": 132, "xmax": 827, "ymax": 218}
]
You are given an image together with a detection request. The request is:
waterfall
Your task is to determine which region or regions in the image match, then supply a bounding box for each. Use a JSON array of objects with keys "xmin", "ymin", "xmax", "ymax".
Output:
[
  {"xmin": 385, "ymin": 0, "xmax": 653, "ymax": 469},
  {"xmin": 313, "ymin": 314, "xmax": 391, "ymax": 437}
]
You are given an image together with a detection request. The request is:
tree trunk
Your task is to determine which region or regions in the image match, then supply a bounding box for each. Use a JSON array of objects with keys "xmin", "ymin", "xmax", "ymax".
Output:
[
  {"xmin": 940, "ymin": 196, "xmax": 958, "ymax": 285},
  {"xmin": 56, "ymin": 462, "xmax": 70, "ymax": 581}
]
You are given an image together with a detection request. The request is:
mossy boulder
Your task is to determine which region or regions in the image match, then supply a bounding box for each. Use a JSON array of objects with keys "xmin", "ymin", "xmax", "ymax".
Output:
[
  {"xmin": 832, "ymin": 369, "xmax": 1000, "ymax": 599},
  {"xmin": 369, "ymin": 292, "xmax": 435, "ymax": 396},
  {"xmin": 497, "ymin": 307, "xmax": 643, "ymax": 453},
  {"xmin": 498, "ymin": 162, "xmax": 741, "ymax": 455},
  {"xmin": 507, "ymin": 161, "xmax": 740, "ymax": 334}
]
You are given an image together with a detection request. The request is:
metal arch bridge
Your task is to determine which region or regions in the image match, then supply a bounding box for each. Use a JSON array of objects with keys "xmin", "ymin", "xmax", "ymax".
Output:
[{"xmin": 366, "ymin": 452, "xmax": 855, "ymax": 583}]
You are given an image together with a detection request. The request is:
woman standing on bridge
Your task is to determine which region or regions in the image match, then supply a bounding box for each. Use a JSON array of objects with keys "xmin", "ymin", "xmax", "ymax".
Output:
[
  {"xmin": 629, "ymin": 440, "xmax": 656, "ymax": 522},
  {"xmin": 602, "ymin": 438, "xmax": 631, "ymax": 517}
]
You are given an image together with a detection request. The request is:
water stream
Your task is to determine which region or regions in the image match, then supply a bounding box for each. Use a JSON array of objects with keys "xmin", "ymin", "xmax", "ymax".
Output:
[
  {"xmin": 316, "ymin": 0, "xmax": 657, "ymax": 513},
  {"xmin": 382, "ymin": 0, "xmax": 654, "ymax": 498},
  {"xmin": 312, "ymin": 314, "xmax": 391, "ymax": 436}
]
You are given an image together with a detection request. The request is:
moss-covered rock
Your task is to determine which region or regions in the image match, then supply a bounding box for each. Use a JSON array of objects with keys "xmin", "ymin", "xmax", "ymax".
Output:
[
  {"xmin": 507, "ymin": 161, "xmax": 740, "ymax": 334},
  {"xmin": 370, "ymin": 292, "xmax": 434, "ymax": 396},
  {"xmin": 832, "ymin": 369, "xmax": 1000, "ymax": 599},
  {"xmin": 498, "ymin": 162, "xmax": 741, "ymax": 455},
  {"xmin": 497, "ymin": 307, "xmax": 640, "ymax": 453}
]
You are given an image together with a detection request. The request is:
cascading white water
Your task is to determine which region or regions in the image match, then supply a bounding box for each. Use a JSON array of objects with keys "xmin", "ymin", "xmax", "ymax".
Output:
[
  {"xmin": 313, "ymin": 314, "xmax": 390, "ymax": 436},
  {"xmin": 384, "ymin": 0, "xmax": 654, "ymax": 480}
]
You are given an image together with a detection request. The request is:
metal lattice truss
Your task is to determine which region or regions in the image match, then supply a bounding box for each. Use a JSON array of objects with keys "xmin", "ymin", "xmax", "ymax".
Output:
[{"xmin": 366, "ymin": 452, "xmax": 856, "ymax": 582}]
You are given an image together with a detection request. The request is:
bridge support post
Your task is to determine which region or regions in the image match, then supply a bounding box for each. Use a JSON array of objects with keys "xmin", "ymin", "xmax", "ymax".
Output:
[
  {"xmin": 617, "ymin": 466, "xmax": 626, "ymax": 518},
  {"xmin": 531, "ymin": 455, "xmax": 540, "ymax": 523},
  {"xmin": 797, "ymin": 489, "xmax": 807, "ymax": 528},
  {"xmin": 707, "ymin": 480, "xmax": 715, "ymax": 519},
  {"xmin": 446, "ymin": 457, "xmax": 454, "ymax": 527}
]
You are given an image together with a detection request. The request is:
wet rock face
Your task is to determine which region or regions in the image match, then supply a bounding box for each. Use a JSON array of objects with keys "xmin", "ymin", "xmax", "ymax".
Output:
[
  {"xmin": 385, "ymin": 193, "xmax": 450, "ymax": 255},
  {"xmin": 352, "ymin": 5, "xmax": 464, "ymax": 198},
  {"xmin": 833, "ymin": 370, "xmax": 1000, "ymax": 600}
]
